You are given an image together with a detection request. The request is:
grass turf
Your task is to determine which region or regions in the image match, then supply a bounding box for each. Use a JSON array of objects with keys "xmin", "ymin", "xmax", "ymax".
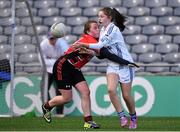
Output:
[{"xmin": 0, "ymin": 116, "xmax": 180, "ymax": 131}]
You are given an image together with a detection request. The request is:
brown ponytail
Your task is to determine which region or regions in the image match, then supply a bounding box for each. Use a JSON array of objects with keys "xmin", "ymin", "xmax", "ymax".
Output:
[{"xmin": 99, "ymin": 7, "xmax": 127, "ymax": 31}]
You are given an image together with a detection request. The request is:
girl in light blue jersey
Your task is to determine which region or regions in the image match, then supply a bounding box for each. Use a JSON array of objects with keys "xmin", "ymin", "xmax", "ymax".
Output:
[{"xmin": 74, "ymin": 7, "xmax": 137, "ymax": 129}]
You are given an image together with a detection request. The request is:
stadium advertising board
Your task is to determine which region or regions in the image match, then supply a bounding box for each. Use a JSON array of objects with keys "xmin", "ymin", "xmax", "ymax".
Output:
[{"xmin": 0, "ymin": 75, "xmax": 180, "ymax": 117}]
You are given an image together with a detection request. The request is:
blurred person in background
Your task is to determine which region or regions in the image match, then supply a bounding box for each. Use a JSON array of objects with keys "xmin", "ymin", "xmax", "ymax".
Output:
[{"xmin": 40, "ymin": 29, "xmax": 69, "ymax": 118}]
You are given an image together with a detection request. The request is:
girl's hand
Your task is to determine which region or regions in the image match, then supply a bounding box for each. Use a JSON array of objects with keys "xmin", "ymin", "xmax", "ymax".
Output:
[
  {"xmin": 79, "ymin": 47, "xmax": 96, "ymax": 55},
  {"xmin": 128, "ymin": 62, "xmax": 139, "ymax": 68},
  {"xmin": 72, "ymin": 42, "xmax": 88, "ymax": 49}
]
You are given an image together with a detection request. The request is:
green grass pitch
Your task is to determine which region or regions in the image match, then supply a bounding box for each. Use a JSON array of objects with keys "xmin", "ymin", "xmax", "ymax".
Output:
[{"xmin": 0, "ymin": 116, "xmax": 180, "ymax": 131}]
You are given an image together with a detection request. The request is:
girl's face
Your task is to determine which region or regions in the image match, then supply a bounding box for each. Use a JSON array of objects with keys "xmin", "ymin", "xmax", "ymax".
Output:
[
  {"xmin": 98, "ymin": 11, "xmax": 111, "ymax": 27},
  {"xmin": 49, "ymin": 37, "xmax": 57, "ymax": 45},
  {"xmin": 88, "ymin": 22, "xmax": 100, "ymax": 39}
]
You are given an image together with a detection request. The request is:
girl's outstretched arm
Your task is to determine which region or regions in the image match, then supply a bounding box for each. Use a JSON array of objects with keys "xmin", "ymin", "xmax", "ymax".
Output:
[{"xmin": 99, "ymin": 47, "xmax": 139, "ymax": 68}]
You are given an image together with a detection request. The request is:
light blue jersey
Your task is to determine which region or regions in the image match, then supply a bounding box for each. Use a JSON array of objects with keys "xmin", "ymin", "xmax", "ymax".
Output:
[
  {"xmin": 88, "ymin": 22, "xmax": 135, "ymax": 82},
  {"xmin": 89, "ymin": 22, "xmax": 133, "ymax": 67}
]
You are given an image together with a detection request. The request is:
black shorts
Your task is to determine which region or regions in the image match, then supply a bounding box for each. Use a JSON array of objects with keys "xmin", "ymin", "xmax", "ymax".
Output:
[{"xmin": 53, "ymin": 58, "xmax": 85, "ymax": 90}]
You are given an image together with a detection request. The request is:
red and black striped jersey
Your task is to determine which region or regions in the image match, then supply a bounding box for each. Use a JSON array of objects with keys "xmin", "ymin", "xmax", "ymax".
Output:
[{"xmin": 64, "ymin": 34, "xmax": 98, "ymax": 69}]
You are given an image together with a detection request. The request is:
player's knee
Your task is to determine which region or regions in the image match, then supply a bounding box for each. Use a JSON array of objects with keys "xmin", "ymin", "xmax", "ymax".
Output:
[
  {"xmin": 122, "ymin": 93, "xmax": 130, "ymax": 101},
  {"xmin": 85, "ymin": 89, "xmax": 90, "ymax": 95},
  {"xmin": 81, "ymin": 89, "xmax": 90, "ymax": 97},
  {"xmin": 108, "ymin": 89, "xmax": 116, "ymax": 96}
]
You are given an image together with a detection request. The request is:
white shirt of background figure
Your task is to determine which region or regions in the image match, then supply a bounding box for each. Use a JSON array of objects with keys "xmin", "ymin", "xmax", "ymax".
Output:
[
  {"xmin": 89, "ymin": 22, "xmax": 134, "ymax": 67},
  {"xmin": 40, "ymin": 37, "xmax": 69, "ymax": 73}
]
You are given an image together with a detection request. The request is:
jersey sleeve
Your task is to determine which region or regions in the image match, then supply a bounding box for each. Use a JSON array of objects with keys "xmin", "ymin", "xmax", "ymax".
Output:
[
  {"xmin": 89, "ymin": 35, "xmax": 112, "ymax": 49},
  {"xmin": 58, "ymin": 38, "xmax": 69, "ymax": 54},
  {"xmin": 89, "ymin": 25, "xmax": 116, "ymax": 49}
]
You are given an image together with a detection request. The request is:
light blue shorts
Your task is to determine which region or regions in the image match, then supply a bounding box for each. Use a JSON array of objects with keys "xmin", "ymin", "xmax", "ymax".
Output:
[{"xmin": 106, "ymin": 66, "xmax": 135, "ymax": 83}]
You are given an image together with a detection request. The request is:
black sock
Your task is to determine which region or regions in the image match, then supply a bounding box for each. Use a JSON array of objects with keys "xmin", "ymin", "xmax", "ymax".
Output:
[{"xmin": 44, "ymin": 102, "xmax": 53, "ymax": 111}]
